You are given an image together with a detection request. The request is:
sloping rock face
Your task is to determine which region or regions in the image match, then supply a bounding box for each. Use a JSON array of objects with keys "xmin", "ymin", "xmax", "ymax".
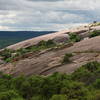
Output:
[
  {"xmin": 6, "ymin": 25, "xmax": 100, "ymax": 50},
  {"xmin": 53, "ymin": 34, "xmax": 69, "ymax": 44},
  {"xmin": 0, "ymin": 36, "xmax": 100, "ymax": 76}
]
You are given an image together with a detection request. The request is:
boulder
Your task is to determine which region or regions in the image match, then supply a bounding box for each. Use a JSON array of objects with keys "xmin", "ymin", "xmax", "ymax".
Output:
[{"xmin": 53, "ymin": 34, "xmax": 69, "ymax": 44}]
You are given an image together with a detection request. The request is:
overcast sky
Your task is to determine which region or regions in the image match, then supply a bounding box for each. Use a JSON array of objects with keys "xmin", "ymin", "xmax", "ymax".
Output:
[{"xmin": 0, "ymin": 0, "xmax": 100, "ymax": 31}]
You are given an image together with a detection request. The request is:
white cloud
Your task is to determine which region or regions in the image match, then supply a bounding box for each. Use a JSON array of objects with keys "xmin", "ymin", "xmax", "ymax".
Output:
[
  {"xmin": 0, "ymin": 26, "xmax": 10, "ymax": 30},
  {"xmin": 0, "ymin": 0, "xmax": 100, "ymax": 31}
]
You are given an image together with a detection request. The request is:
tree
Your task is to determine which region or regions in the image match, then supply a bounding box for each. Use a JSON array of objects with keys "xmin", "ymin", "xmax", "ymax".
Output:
[
  {"xmin": 93, "ymin": 79, "xmax": 100, "ymax": 89},
  {"xmin": 50, "ymin": 95, "xmax": 67, "ymax": 100},
  {"xmin": 0, "ymin": 90, "xmax": 20, "ymax": 100},
  {"xmin": 61, "ymin": 81, "xmax": 89, "ymax": 100},
  {"xmin": 31, "ymin": 95, "xmax": 43, "ymax": 100},
  {"xmin": 82, "ymin": 61, "xmax": 100, "ymax": 72}
]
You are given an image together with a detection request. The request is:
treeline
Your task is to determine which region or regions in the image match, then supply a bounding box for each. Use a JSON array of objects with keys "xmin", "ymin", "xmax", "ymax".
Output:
[{"xmin": 0, "ymin": 61, "xmax": 100, "ymax": 100}]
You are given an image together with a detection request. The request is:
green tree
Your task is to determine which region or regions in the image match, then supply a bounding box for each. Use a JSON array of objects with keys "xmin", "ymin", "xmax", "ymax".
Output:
[
  {"xmin": 50, "ymin": 95, "xmax": 67, "ymax": 100},
  {"xmin": 31, "ymin": 95, "xmax": 43, "ymax": 100},
  {"xmin": 93, "ymin": 79, "xmax": 100, "ymax": 89},
  {"xmin": 0, "ymin": 90, "xmax": 20, "ymax": 100},
  {"xmin": 11, "ymin": 98, "xmax": 24, "ymax": 100},
  {"xmin": 61, "ymin": 81, "xmax": 90, "ymax": 100},
  {"xmin": 82, "ymin": 61, "xmax": 100, "ymax": 72}
]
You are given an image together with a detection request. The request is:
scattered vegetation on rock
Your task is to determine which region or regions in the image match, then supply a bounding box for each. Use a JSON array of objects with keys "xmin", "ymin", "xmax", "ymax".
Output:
[
  {"xmin": 0, "ymin": 49, "xmax": 14, "ymax": 62},
  {"xmin": 89, "ymin": 30, "xmax": 100, "ymax": 38},
  {"xmin": 0, "ymin": 40, "xmax": 56, "ymax": 63},
  {"xmin": 1, "ymin": 29, "xmax": 100, "ymax": 63}
]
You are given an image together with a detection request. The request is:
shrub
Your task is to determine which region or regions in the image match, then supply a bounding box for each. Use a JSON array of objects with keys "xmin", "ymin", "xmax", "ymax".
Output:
[
  {"xmin": 0, "ymin": 49, "xmax": 13, "ymax": 61},
  {"xmin": 82, "ymin": 61, "xmax": 100, "ymax": 72},
  {"xmin": 38, "ymin": 40, "xmax": 47, "ymax": 46},
  {"xmin": 37, "ymin": 40, "xmax": 55, "ymax": 48},
  {"xmin": 69, "ymin": 33, "xmax": 81, "ymax": 42},
  {"xmin": 62, "ymin": 53, "xmax": 73, "ymax": 64},
  {"xmin": 17, "ymin": 48, "xmax": 29, "ymax": 55},
  {"xmin": 89, "ymin": 30, "xmax": 100, "ymax": 38}
]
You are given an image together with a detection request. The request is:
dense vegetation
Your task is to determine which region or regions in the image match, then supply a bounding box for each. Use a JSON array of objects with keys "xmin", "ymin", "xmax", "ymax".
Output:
[{"xmin": 0, "ymin": 61, "xmax": 100, "ymax": 100}]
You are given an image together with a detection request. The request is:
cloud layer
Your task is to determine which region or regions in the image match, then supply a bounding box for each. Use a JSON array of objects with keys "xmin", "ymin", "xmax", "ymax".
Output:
[{"xmin": 0, "ymin": 0, "xmax": 100, "ymax": 31}]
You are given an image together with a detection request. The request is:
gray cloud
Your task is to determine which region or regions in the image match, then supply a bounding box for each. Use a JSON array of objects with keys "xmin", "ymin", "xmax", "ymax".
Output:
[
  {"xmin": 0, "ymin": 0, "xmax": 100, "ymax": 31},
  {"xmin": 28, "ymin": 0, "xmax": 63, "ymax": 1}
]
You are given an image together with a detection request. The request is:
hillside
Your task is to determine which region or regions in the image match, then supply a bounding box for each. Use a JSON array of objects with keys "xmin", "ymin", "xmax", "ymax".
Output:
[
  {"xmin": 6, "ymin": 25, "xmax": 100, "ymax": 50},
  {"xmin": 0, "ymin": 24, "xmax": 100, "ymax": 100},
  {"xmin": 0, "ymin": 24, "xmax": 100, "ymax": 76}
]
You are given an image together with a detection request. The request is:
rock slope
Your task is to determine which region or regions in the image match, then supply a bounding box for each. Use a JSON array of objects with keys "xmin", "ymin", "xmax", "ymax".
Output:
[
  {"xmin": 6, "ymin": 25, "xmax": 100, "ymax": 50},
  {"xmin": 0, "ymin": 35, "xmax": 100, "ymax": 76}
]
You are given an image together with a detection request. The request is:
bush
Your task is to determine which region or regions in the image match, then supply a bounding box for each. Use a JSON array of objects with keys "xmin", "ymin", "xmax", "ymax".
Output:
[
  {"xmin": 62, "ymin": 53, "xmax": 73, "ymax": 64},
  {"xmin": 16, "ymin": 48, "xmax": 29, "ymax": 55},
  {"xmin": 0, "ymin": 49, "xmax": 13, "ymax": 62},
  {"xmin": 69, "ymin": 33, "xmax": 81, "ymax": 42},
  {"xmin": 38, "ymin": 40, "xmax": 47, "ymax": 46},
  {"xmin": 82, "ymin": 61, "xmax": 100, "ymax": 72},
  {"xmin": 37, "ymin": 40, "xmax": 55, "ymax": 48},
  {"xmin": 89, "ymin": 30, "xmax": 100, "ymax": 38}
]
